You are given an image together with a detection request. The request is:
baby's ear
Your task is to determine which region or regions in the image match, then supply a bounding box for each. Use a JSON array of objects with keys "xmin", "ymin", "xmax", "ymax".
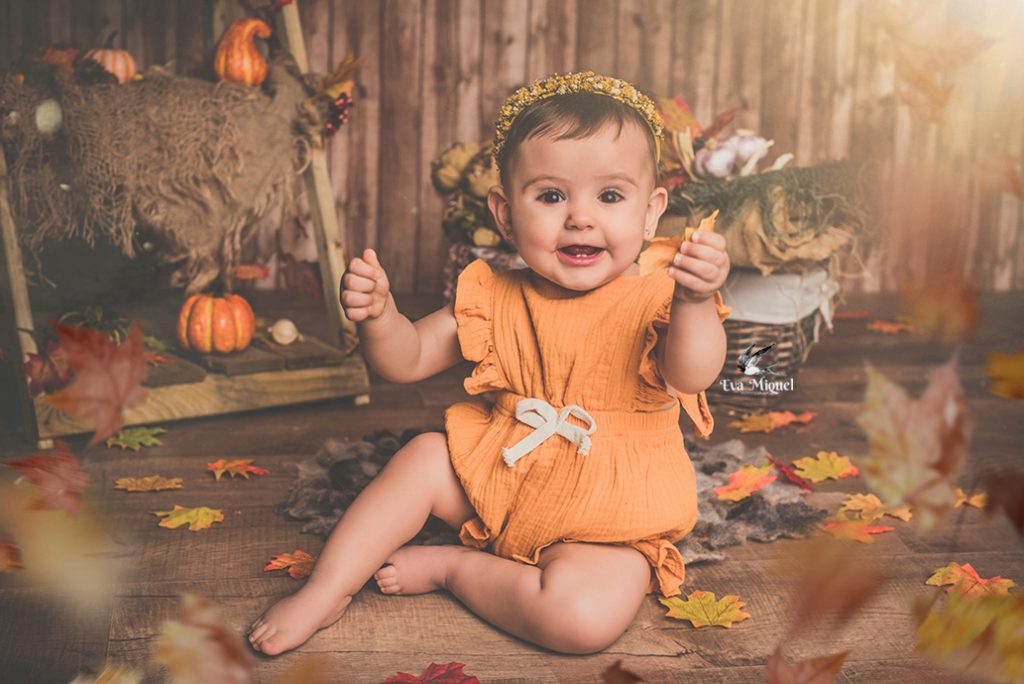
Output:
[{"xmin": 487, "ymin": 185, "xmax": 513, "ymax": 238}]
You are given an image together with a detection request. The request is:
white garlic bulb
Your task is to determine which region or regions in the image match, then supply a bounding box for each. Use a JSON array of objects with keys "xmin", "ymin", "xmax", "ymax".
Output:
[
  {"xmin": 269, "ymin": 318, "xmax": 301, "ymax": 345},
  {"xmin": 35, "ymin": 99, "xmax": 63, "ymax": 135}
]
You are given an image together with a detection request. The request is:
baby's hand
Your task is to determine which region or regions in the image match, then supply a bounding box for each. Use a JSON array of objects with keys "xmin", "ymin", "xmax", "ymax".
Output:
[
  {"xmin": 668, "ymin": 230, "xmax": 730, "ymax": 304},
  {"xmin": 340, "ymin": 248, "xmax": 392, "ymax": 322}
]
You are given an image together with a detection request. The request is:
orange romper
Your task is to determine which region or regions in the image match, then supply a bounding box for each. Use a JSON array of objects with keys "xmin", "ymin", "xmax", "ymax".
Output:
[{"xmin": 444, "ymin": 258, "xmax": 732, "ymax": 598}]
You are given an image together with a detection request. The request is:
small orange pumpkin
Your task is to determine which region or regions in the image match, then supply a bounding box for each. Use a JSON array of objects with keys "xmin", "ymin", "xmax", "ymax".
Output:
[
  {"xmin": 83, "ymin": 32, "xmax": 136, "ymax": 84},
  {"xmin": 214, "ymin": 18, "xmax": 272, "ymax": 86},
  {"xmin": 177, "ymin": 293, "xmax": 255, "ymax": 354}
]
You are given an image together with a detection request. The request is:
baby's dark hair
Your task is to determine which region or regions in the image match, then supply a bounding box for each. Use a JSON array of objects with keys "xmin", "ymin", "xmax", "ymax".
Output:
[{"xmin": 496, "ymin": 91, "xmax": 660, "ymax": 190}]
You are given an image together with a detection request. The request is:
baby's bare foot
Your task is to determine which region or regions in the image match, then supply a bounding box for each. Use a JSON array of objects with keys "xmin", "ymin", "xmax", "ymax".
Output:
[
  {"xmin": 373, "ymin": 544, "xmax": 473, "ymax": 595},
  {"xmin": 247, "ymin": 583, "xmax": 353, "ymax": 656}
]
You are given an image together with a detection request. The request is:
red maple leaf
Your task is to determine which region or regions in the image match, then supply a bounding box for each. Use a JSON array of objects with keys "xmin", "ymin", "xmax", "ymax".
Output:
[
  {"xmin": 5, "ymin": 440, "xmax": 90, "ymax": 518},
  {"xmin": 42, "ymin": 322, "xmax": 148, "ymax": 445},
  {"xmin": 22, "ymin": 338, "xmax": 72, "ymax": 396},
  {"xmin": 381, "ymin": 662, "xmax": 482, "ymax": 683},
  {"xmin": 767, "ymin": 454, "xmax": 814, "ymax": 491}
]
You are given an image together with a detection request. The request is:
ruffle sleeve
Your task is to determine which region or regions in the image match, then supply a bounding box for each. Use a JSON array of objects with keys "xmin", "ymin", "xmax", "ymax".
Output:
[
  {"xmin": 453, "ymin": 259, "xmax": 505, "ymax": 395},
  {"xmin": 639, "ymin": 289, "xmax": 732, "ymax": 438}
]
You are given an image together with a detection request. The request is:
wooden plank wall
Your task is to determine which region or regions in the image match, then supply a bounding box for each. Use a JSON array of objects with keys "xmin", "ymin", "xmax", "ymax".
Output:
[{"xmin": 2, "ymin": 0, "xmax": 1022, "ymax": 295}]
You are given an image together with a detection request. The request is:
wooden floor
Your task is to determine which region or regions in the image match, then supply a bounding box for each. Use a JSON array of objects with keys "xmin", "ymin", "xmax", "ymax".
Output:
[{"xmin": 1, "ymin": 291, "xmax": 1022, "ymax": 683}]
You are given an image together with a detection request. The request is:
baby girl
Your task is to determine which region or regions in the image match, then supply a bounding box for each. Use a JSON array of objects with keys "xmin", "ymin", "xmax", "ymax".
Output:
[{"xmin": 247, "ymin": 71, "xmax": 731, "ymax": 656}]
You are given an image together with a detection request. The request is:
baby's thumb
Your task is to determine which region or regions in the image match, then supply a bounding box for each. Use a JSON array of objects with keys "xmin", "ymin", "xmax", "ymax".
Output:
[{"xmin": 364, "ymin": 248, "xmax": 384, "ymax": 276}]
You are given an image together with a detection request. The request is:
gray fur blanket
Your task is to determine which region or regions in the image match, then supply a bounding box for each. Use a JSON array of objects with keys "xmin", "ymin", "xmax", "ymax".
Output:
[{"xmin": 278, "ymin": 428, "xmax": 828, "ymax": 566}]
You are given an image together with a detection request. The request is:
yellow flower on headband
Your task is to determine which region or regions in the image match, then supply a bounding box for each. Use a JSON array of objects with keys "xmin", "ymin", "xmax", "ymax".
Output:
[{"xmin": 492, "ymin": 71, "xmax": 665, "ymax": 165}]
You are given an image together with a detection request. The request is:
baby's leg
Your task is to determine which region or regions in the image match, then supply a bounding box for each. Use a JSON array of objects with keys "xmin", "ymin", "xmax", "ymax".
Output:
[
  {"xmin": 247, "ymin": 432, "xmax": 474, "ymax": 655},
  {"xmin": 445, "ymin": 541, "xmax": 651, "ymax": 654}
]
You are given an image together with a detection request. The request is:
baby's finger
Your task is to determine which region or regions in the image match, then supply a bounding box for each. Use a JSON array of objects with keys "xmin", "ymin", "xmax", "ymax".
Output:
[
  {"xmin": 341, "ymin": 290, "xmax": 376, "ymax": 308},
  {"xmin": 690, "ymin": 230, "xmax": 726, "ymax": 250},
  {"xmin": 346, "ymin": 257, "xmax": 378, "ymax": 279},
  {"xmin": 342, "ymin": 271, "xmax": 378, "ymax": 292},
  {"xmin": 668, "ymin": 266, "xmax": 715, "ymax": 295},
  {"xmin": 672, "ymin": 252, "xmax": 719, "ymax": 281},
  {"xmin": 363, "ymin": 248, "xmax": 384, "ymax": 272}
]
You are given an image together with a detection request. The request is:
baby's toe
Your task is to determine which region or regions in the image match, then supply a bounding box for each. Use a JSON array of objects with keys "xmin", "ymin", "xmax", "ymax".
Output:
[
  {"xmin": 256, "ymin": 629, "xmax": 286, "ymax": 656},
  {"xmin": 246, "ymin": 617, "xmax": 265, "ymax": 635},
  {"xmin": 248, "ymin": 622, "xmax": 272, "ymax": 643},
  {"xmin": 374, "ymin": 564, "xmax": 396, "ymax": 580}
]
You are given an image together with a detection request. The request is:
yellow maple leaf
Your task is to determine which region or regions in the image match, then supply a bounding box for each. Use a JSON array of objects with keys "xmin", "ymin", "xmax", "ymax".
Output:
[
  {"xmin": 114, "ymin": 475, "xmax": 183, "ymax": 492},
  {"xmin": 821, "ymin": 514, "xmax": 894, "ymax": 544},
  {"xmin": 153, "ymin": 505, "xmax": 224, "ymax": 532},
  {"xmin": 867, "ymin": 319, "xmax": 914, "ymax": 334},
  {"xmin": 926, "ymin": 562, "xmax": 1016, "ymax": 598},
  {"xmin": 207, "ymin": 459, "xmax": 270, "ymax": 481},
  {"xmin": 839, "ymin": 493, "xmax": 912, "ymax": 522},
  {"xmin": 659, "ymin": 589, "xmax": 750, "ymax": 628},
  {"xmin": 854, "ymin": 359, "xmax": 975, "ymax": 532},
  {"xmin": 728, "ymin": 410, "xmax": 817, "ymax": 433},
  {"xmin": 764, "ymin": 646, "xmax": 850, "ymax": 684},
  {"xmin": 152, "ymin": 593, "xmax": 252, "ymax": 683},
  {"xmin": 637, "ymin": 211, "xmax": 718, "ymax": 275},
  {"xmin": 953, "ymin": 487, "xmax": 987, "ymax": 509},
  {"xmin": 264, "ymin": 550, "xmax": 317, "ymax": 580},
  {"xmin": 986, "ymin": 349, "xmax": 1024, "ymax": 398},
  {"xmin": 792, "ymin": 451, "xmax": 860, "ymax": 483},
  {"xmin": 713, "ymin": 463, "xmax": 777, "ymax": 502}
]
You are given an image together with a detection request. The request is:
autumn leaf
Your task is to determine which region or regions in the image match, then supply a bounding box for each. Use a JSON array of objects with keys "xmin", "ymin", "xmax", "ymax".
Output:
[
  {"xmin": 728, "ymin": 410, "xmax": 817, "ymax": 433},
  {"xmin": 5, "ymin": 440, "xmax": 90, "ymax": 518},
  {"xmin": 839, "ymin": 493, "xmax": 912, "ymax": 522},
  {"xmin": 986, "ymin": 349, "xmax": 1024, "ymax": 398},
  {"xmin": 914, "ymin": 591, "xmax": 1024, "ymax": 682},
  {"xmin": 0, "ymin": 538, "xmax": 23, "ymax": 572},
  {"xmin": 867, "ymin": 319, "xmax": 913, "ymax": 334},
  {"xmin": 264, "ymin": 550, "xmax": 316, "ymax": 580},
  {"xmin": 821, "ymin": 514, "xmax": 895, "ymax": 544},
  {"xmin": 953, "ymin": 487, "xmax": 987, "ymax": 509},
  {"xmin": 982, "ymin": 468, "xmax": 1024, "ymax": 536},
  {"xmin": 207, "ymin": 459, "xmax": 270, "ymax": 481},
  {"xmin": 22, "ymin": 338, "xmax": 71, "ymax": 396},
  {"xmin": 900, "ymin": 281, "xmax": 979, "ymax": 345},
  {"xmin": 43, "ymin": 322, "xmax": 148, "ymax": 445},
  {"xmin": 154, "ymin": 505, "xmax": 224, "ymax": 531},
  {"xmin": 854, "ymin": 359, "xmax": 975, "ymax": 532},
  {"xmin": 637, "ymin": 211, "xmax": 718, "ymax": 275},
  {"xmin": 381, "ymin": 662, "xmax": 482, "ymax": 683},
  {"xmin": 926, "ymin": 562, "xmax": 1016, "ymax": 598},
  {"xmin": 106, "ymin": 426, "xmax": 166, "ymax": 451},
  {"xmin": 659, "ymin": 590, "xmax": 751, "ymax": 628},
  {"xmin": 114, "ymin": 475, "xmax": 183, "ymax": 492},
  {"xmin": 764, "ymin": 646, "xmax": 850, "ymax": 684},
  {"xmin": 68, "ymin": 663, "xmax": 142, "ymax": 683},
  {"xmin": 601, "ymin": 659, "xmax": 645, "ymax": 684},
  {"xmin": 792, "ymin": 452, "xmax": 860, "ymax": 483},
  {"xmin": 152, "ymin": 593, "xmax": 251, "ymax": 684},
  {"xmin": 767, "ymin": 454, "xmax": 814, "ymax": 491},
  {"xmin": 234, "ymin": 263, "xmax": 270, "ymax": 280},
  {"xmin": 713, "ymin": 463, "xmax": 777, "ymax": 502}
]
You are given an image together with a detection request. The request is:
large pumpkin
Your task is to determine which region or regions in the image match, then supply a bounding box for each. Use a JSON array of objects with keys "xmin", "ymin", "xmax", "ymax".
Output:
[
  {"xmin": 177, "ymin": 293, "xmax": 255, "ymax": 354},
  {"xmin": 214, "ymin": 18, "xmax": 272, "ymax": 86},
  {"xmin": 83, "ymin": 32, "xmax": 136, "ymax": 84}
]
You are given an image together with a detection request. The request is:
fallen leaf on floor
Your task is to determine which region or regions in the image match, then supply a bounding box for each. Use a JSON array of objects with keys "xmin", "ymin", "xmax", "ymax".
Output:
[
  {"xmin": 106, "ymin": 426, "xmax": 167, "ymax": 451},
  {"xmin": 22, "ymin": 338, "xmax": 71, "ymax": 396},
  {"xmin": 953, "ymin": 487, "xmax": 987, "ymax": 509},
  {"xmin": 0, "ymin": 538, "xmax": 22, "ymax": 572},
  {"xmin": 601, "ymin": 659, "xmax": 645, "ymax": 683},
  {"xmin": 764, "ymin": 646, "xmax": 850, "ymax": 684},
  {"xmin": 713, "ymin": 463, "xmax": 777, "ymax": 502},
  {"xmin": 839, "ymin": 493, "xmax": 912, "ymax": 522},
  {"xmin": 792, "ymin": 452, "xmax": 859, "ymax": 483},
  {"xmin": 381, "ymin": 661, "xmax": 482, "ymax": 683},
  {"xmin": 926, "ymin": 562, "xmax": 1016, "ymax": 598},
  {"xmin": 637, "ymin": 211, "xmax": 718, "ymax": 275},
  {"xmin": 913, "ymin": 591, "xmax": 1024, "ymax": 682},
  {"xmin": 821, "ymin": 514, "xmax": 895, "ymax": 544},
  {"xmin": 42, "ymin": 322, "xmax": 148, "ymax": 444},
  {"xmin": 153, "ymin": 505, "xmax": 224, "ymax": 531},
  {"xmin": 264, "ymin": 550, "xmax": 316, "ymax": 580},
  {"xmin": 982, "ymin": 468, "xmax": 1024, "ymax": 536},
  {"xmin": 5, "ymin": 440, "xmax": 90, "ymax": 518},
  {"xmin": 866, "ymin": 319, "xmax": 914, "ymax": 334},
  {"xmin": 985, "ymin": 349, "xmax": 1024, "ymax": 398},
  {"xmin": 207, "ymin": 459, "xmax": 270, "ymax": 481},
  {"xmin": 114, "ymin": 475, "xmax": 183, "ymax": 492},
  {"xmin": 767, "ymin": 454, "xmax": 814, "ymax": 491},
  {"xmin": 152, "ymin": 593, "xmax": 251, "ymax": 684},
  {"xmin": 728, "ymin": 410, "xmax": 817, "ymax": 433},
  {"xmin": 854, "ymin": 358, "xmax": 975, "ymax": 532},
  {"xmin": 659, "ymin": 590, "xmax": 751, "ymax": 628},
  {"xmin": 68, "ymin": 663, "xmax": 142, "ymax": 683}
]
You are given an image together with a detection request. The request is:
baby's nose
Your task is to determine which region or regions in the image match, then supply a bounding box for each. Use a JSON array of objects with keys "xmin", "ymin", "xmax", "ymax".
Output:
[{"xmin": 565, "ymin": 202, "xmax": 596, "ymax": 230}]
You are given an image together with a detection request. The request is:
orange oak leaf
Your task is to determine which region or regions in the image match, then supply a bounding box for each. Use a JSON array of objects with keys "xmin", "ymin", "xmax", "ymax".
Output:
[
  {"xmin": 659, "ymin": 590, "xmax": 751, "ymax": 628},
  {"xmin": 714, "ymin": 463, "xmax": 777, "ymax": 502},
  {"xmin": 207, "ymin": 459, "xmax": 270, "ymax": 481},
  {"xmin": 601, "ymin": 659, "xmax": 645, "ymax": 684},
  {"xmin": 43, "ymin": 322, "xmax": 148, "ymax": 445},
  {"xmin": 152, "ymin": 593, "xmax": 252, "ymax": 684},
  {"xmin": 381, "ymin": 662, "xmax": 482, "ymax": 683},
  {"xmin": 764, "ymin": 646, "xmax": 850, "ymax": 684},
  {"xmin": 839, "ymin": 493, "xmax": 912, "ymax": 522},
  {"xmin": 953, "ymin": 487, "xmax": 987, "ymax": 509},
  {"xmin": 821, "ymin": 514, "xmax": 895, "ymax": 544},
  {"xmin": 153, "ymin": 505, "xmax": 224, "ymax": 531},
  {"xmin": 854, "ymin": 358, "xmax": 975, "ymax": 532},
  {"xmin": 866, "ymin": 319, "xmax": 914, "ymax": 334},
  {"xmin": 114, "ymin": 475, "xmax": 184, "ymax": 492},
  {"xmin": 637, "ymin": 211, "xmax": 718, "ymax": 275},
  {"xmin": 985, "ymin": 349, "xmax": 1024, "ymax": 399},
  {"xmin": 264, "ymin": 550, "xmax": 316, "ymax": 580},
  {"xmin": 926, "ymin": 562, "xmax": 1016, "ymax": 598},
  {"xmin": 728, "ymin": 410, "xmax": 817, "ymax": 433},
  {"xmin": 982, "ymin": 468, "xmax": 1024, "ymax": 536},
  {"xmin": 5, "ymin": 440, "xmax": 90, "ymax": 518},
  {"xmin": 792, "ymin": 452, "xmax": 859, "ymax": 483},
  {"xmin": 0, "ymin": 538, "xmax": 23, "ymax": 572}
]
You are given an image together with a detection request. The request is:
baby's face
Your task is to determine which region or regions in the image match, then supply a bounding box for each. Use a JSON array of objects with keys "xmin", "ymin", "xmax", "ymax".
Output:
[{"xmin": 488, "ymin": 120, "xmax": 668, "ymax": 292}]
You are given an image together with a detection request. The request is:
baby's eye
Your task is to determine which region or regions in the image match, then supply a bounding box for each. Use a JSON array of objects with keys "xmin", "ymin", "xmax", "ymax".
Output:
[
  {"xmin": 600, "ymin": 190, "xmax": 624, "ymax": 203},
  {"xmin": 537, "ymin": 190, "xmax": 563, "ymax": 203}
]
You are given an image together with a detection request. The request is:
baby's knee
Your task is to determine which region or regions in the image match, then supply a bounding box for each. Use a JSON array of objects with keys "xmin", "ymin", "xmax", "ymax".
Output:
[
  {"xmin": 390, "ymin": 432, "xmax": 449, "ymax": 474},
  {"xmin": 535, "ymin": 594, "xmax": 627, "ymax": 654}
]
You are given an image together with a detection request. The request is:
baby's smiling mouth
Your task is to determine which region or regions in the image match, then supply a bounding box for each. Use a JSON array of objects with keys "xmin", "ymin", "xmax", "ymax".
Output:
[{"xmin": 558, "ymin": 244, "xmax": 605, "ymax": 256}]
